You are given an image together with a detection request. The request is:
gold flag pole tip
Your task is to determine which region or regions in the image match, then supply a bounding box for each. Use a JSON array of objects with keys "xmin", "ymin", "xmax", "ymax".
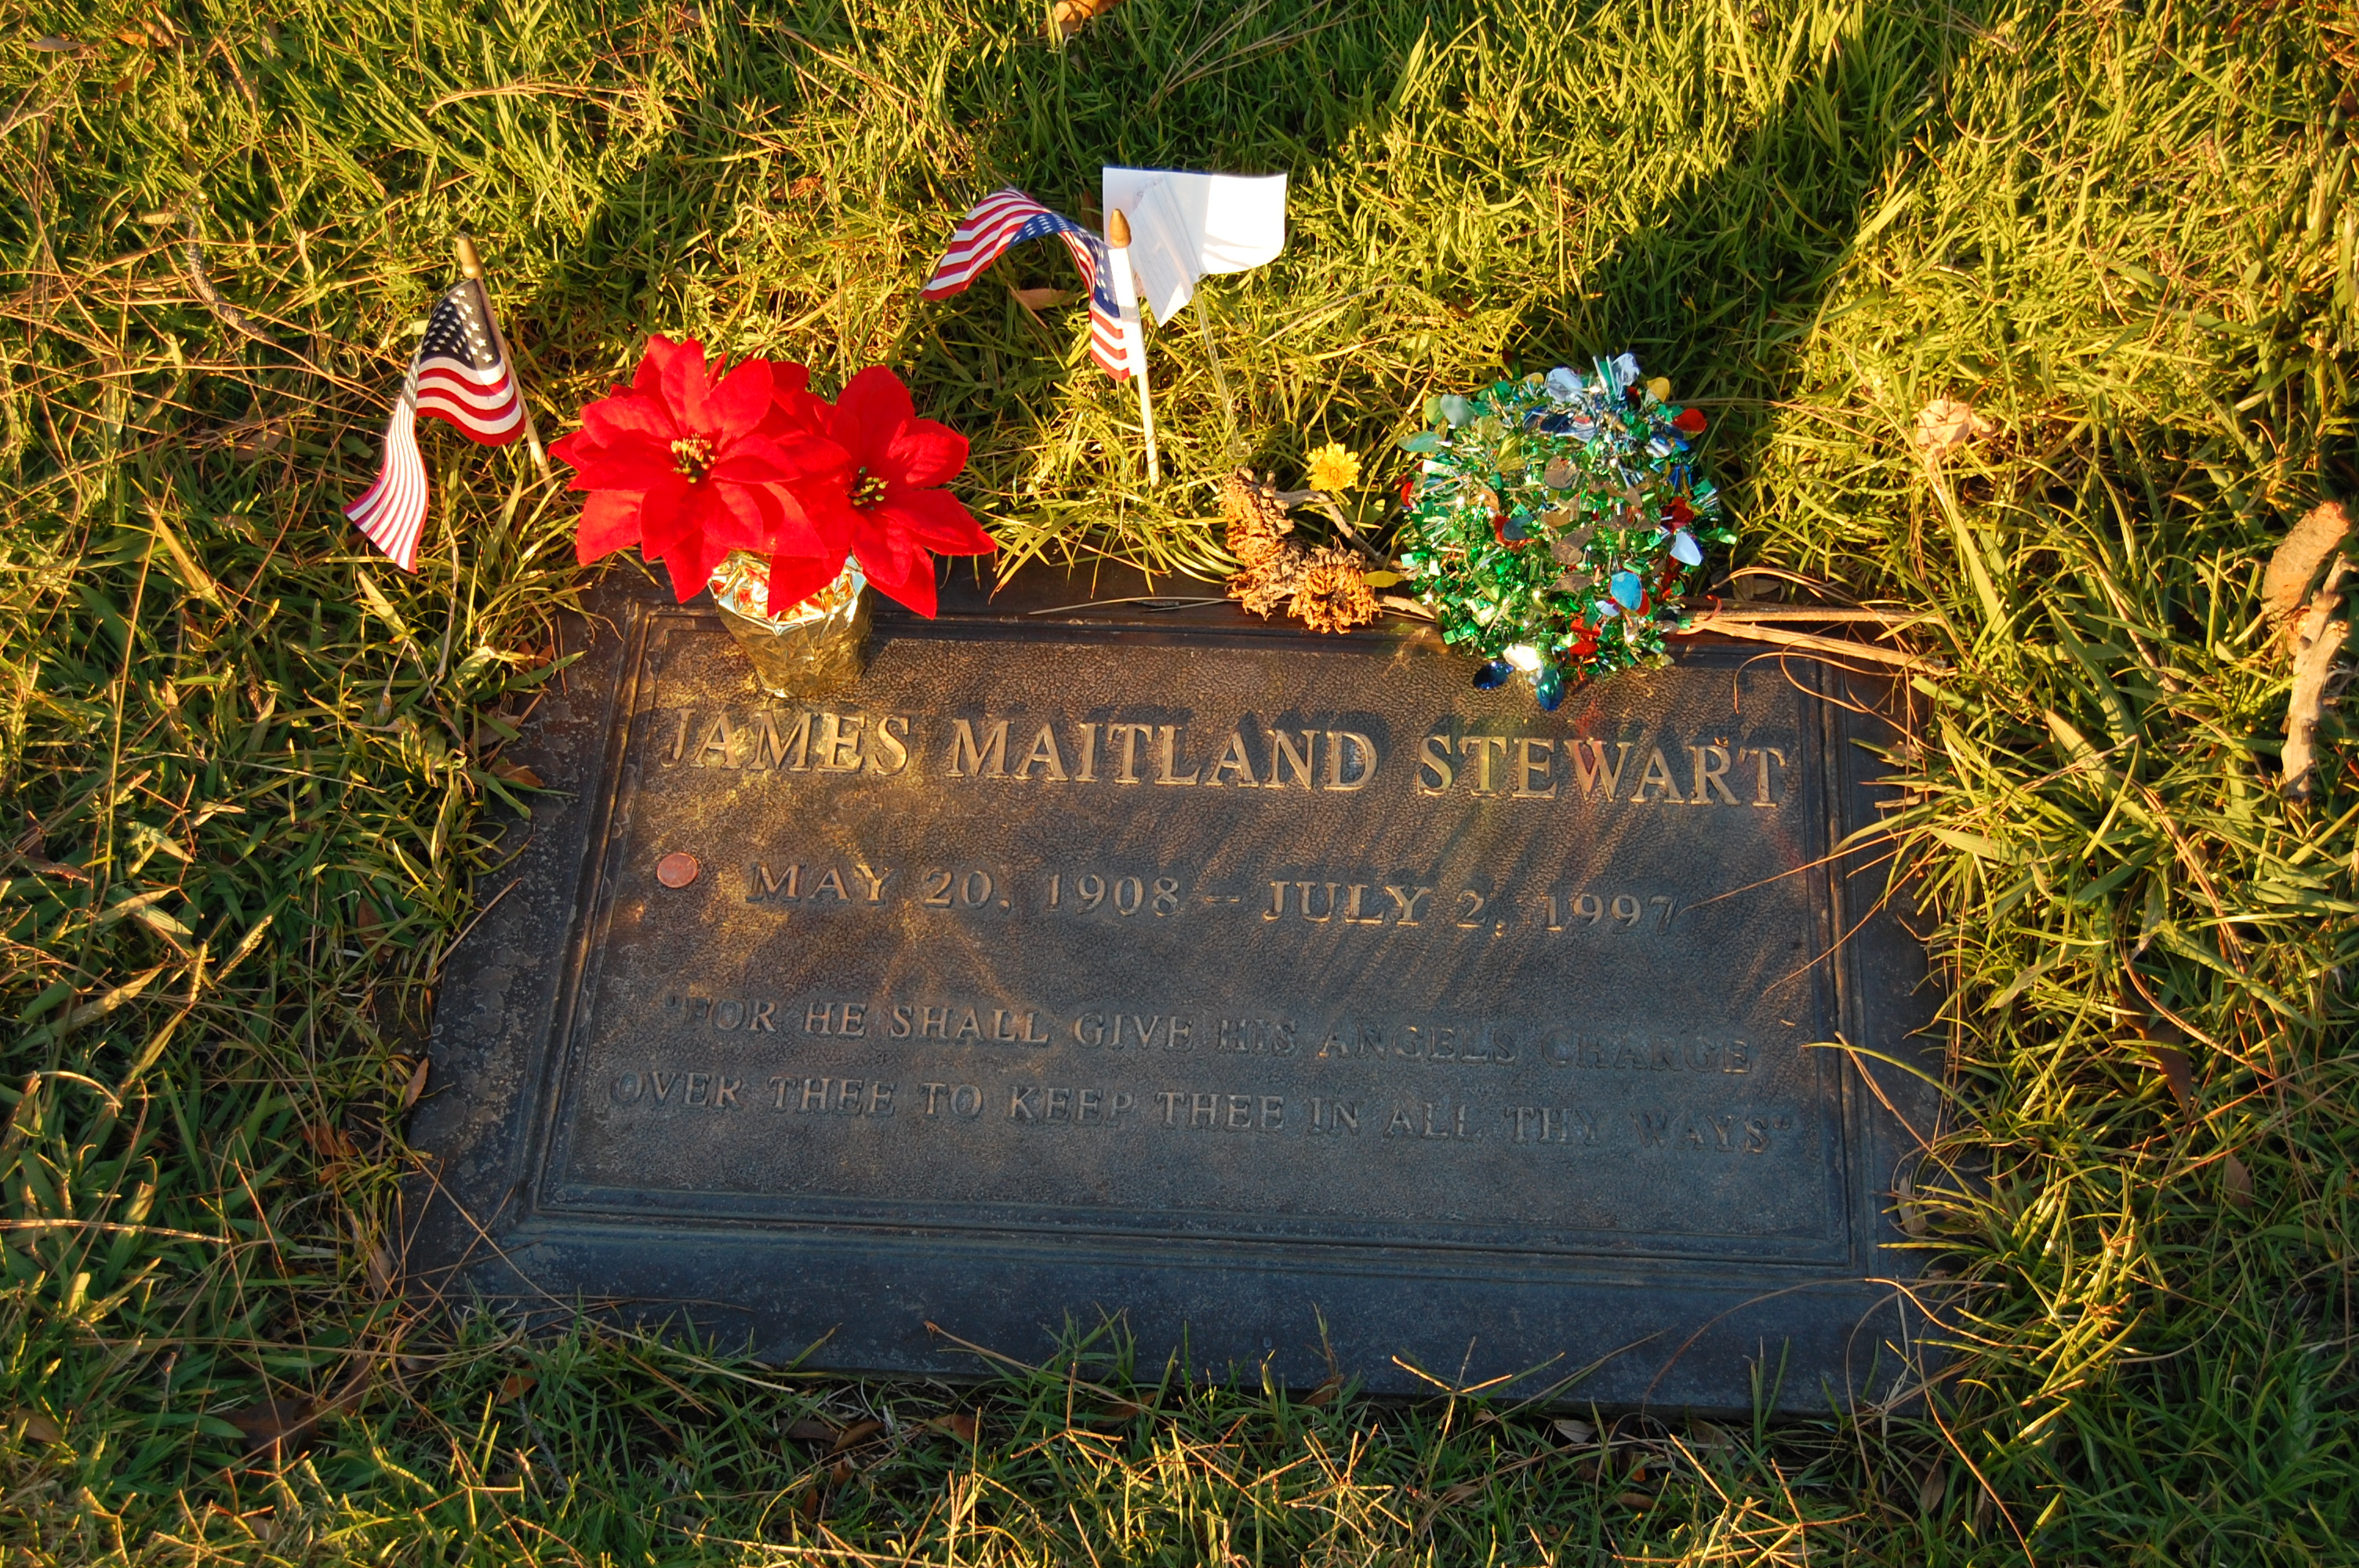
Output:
[{"xmin": 453, "ymin": 233, "xmax": 550, "ymax": 479}]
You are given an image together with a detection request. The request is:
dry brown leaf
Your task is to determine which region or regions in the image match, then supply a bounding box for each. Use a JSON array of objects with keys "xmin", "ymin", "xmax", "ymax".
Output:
[
  {"xmin": 499, "ymin": 1372, "xmax": 536, "ymax": 1403},
  {"xmin": 2263, "ymin": 500, "xmax": 2351, "ymax": 641},
  {"xmin": 401, "ymin": 1054, "xmax": 431, "ymax": 1111},
  {"xmin": 1917, "ymin": 1462, "xmax": 1946, "ymax": 1515},
  {"xmin": 303, "ymin": 1123, "xmax": 359, "ymax": 1161},
  {"xmin": 827, "ymin": 1457, "xmax": 853, "ymax": 1485},
  {"xmin": 490, "ymin": 760, "xmax": 544, "ymax": 788},
  {"xmin": 1008, "ymin": 285, "xmax": 1078, "ymax": 310},
  {"xmin": 831, "ymin": 1419, "xmax": 884, "ymax": 1450},
  {"xmin": 926, "ymin": 1411, "xmax": 979, "ymax": 1441},
  {"xmin": 1096, "ymin": 1398, "xmax": 1147, "ymax": 1420},
  {"xmin": 786, "ymin": 1417, "xmax": 838, "ymax": 1443},
  {"xmin": 1299, "ymin": 1375, "xmax": 1343, "ymax": 1408},
  {"xmin": 2223, "ymin": 1152, "xmax": 2255, "ymax": 1207},
  {"xmin": 13, "ymin": 1408, "xmax": 63, "ymax": 1443},
  {"xmin": 228, "ymin": 1397, "xmax": 329, "ymax": 1455},
  {"xmin": 1913, "ymin": 397, "xmax": 1992, "ymax": 458},
  {"xmin": 202, "ymin": 416, "xmax": 287, "ymax": 458},
  {"xmin": 364, "ymin": 1240, "xmax": 396, "ymax": 1297},
  {"xmin": 1616, "ymin": 1490, "xmax": 1656, "ymax": 1510},
  {"xmin": 34, "ymin": 34, "xmax": 83, "ymax": 51},
  {"xmin": 2148, "ymin": 1044, "xmax": 2196, "ymax": 1116},
  {"xmin": 1048, "ymin": 0, "xmax": 1123, "ymax": 42}
]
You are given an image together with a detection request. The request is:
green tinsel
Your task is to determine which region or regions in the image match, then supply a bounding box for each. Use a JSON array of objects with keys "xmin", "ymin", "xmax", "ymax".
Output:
[{"xmin": 1391, "ymin": 354, "xmax": 1732, "ymax": 708}]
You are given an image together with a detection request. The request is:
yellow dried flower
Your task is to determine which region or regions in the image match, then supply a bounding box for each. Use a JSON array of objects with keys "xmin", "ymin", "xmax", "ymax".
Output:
[
  {"xmin": 1305, "ymin": 442, "xmax": 1361, "ymax": 492},
  {"xmin": 1290, "ymin": 546, "xmax": 1378, "ymax": 634}
]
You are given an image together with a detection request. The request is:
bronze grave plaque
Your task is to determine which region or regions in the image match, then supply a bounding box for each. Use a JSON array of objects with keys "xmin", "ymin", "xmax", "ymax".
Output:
[{"xmin": 410, "ymin": 571, "xmax": 1941, "ymax": 1412}]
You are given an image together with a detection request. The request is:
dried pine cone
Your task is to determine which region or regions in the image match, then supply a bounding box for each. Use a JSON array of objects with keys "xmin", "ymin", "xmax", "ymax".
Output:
[
  {"xmin": 1290, "ymin": 546, "xmax": 1378, "ymax": 634},
  {"xmin": 1230, "ymin": 542, "xmax": 1309, "ymax": 619},
  {"xmin": 1220, "ymin": 468, "xmax": 1293, "ymax": 570}
]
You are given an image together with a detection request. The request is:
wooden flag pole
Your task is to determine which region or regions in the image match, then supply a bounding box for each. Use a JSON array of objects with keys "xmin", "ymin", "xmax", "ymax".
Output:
[
  {"xmin": 453, "ymin": 233, "xmax": 550, "ymax": 479},
  {"xmin": 1103, "ymin": 209, "xmax": 1160, "ymax": 485}
]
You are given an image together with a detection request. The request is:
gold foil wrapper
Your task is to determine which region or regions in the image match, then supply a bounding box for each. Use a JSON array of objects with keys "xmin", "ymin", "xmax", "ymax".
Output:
[{"xmin": 709, "ymin": 553, "xmax": 873, "ymax": 699}]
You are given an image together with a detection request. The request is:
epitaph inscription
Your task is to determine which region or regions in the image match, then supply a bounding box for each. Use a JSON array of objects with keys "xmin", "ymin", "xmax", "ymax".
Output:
[{"xmin": 413, "ymin": 584, "xmax": 1941, "ymax": 1412}]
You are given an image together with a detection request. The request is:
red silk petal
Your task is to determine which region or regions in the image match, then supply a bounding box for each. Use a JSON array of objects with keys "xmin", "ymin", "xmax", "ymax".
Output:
[
  {"xmin": 581, "ymin": 389, "xmax": 681, "ymax": 446},
  {"xmin": 634, "ymin": 473, "xmax": 699, "ymax": 567},
  {"xmin": 761, "ymin": 554, "xmax": 845, "ymax": 618},
  {"xmin": 858, "ymin": 540, "xmax": 938, "ymax": 617},
  {"xmin": 658, "ymin": 338, "xmax": 718, "ymax": 436},
  {"xmin": 876, "ymin": 486, "xmax": 994, "ymax": 555},
  {"xmin": 569, "ymin": 432, "xmax": 680, "ymax": 492},
  {"xmin": 634, "ymin": 336, "xmax": 693, "ymax": 402},
  {"xmin": 708, "ymin": 357, "xmax": 775, "ymax": 446},
  {"xmin": 714, "ymin": 481, "xmax": 783, "ymax": 549},
  {"xmin": 770, "ymin": 384, "xmax": 835, "ymax": 441},
  {"xmin": 829, "ymin": 365, "xmax": 916, "ymax": 474},
  {"xmin": 661, "ymin": 487, "xmax": 743, "ymax": 594},
  {"xmin": 547, "ymin": 428, "xmax": 592, "ymax": 477},
  {"xmin": 884, "ymin": 414, "xmax": 968, "ymax": 489},
  {"xmin": 574, "ymin": 490, "xmax": 645, "ymax": 562}
]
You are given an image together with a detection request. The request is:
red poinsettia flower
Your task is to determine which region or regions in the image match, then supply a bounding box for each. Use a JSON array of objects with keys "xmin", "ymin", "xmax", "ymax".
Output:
[
  {"xmin": 787, "ymin": 366, "xmax": 994, "ymax": 617},
  {"xmin": 551, "ymin": 336, "xmax": 849, "ymax": 600}
]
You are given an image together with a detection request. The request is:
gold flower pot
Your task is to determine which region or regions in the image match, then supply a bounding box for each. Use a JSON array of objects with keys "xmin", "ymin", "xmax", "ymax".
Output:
[{"xmin": 709, "ymin": 553, "xmax": 874, "ymax": 699}]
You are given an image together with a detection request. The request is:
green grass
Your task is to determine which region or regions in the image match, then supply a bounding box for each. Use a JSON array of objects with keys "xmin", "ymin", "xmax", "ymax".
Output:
[{"xmin": 4, "ymin": 0, "xmax": 2357, "ymax": 1560}]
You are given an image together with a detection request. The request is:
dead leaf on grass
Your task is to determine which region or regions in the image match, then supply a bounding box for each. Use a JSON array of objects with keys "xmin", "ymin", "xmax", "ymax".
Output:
[
  {"xmin": 200, "ymin": 416, "xmax": 287, "ymax": 459},
  {"xmin": 490, "ymin": 760, "xmax": 544, "ymax": 788},
  {"xmin": 2223, "ymin": 1152, "xmax": 2254, "ymax": 1207},
  {"xmin": 303, "ymin": 1123, "xmax": 360, "ymax": 1160},
  {"xmin": 786, "ymin": 1417, "xmax": 838, "ymax": 1443},
  {"xmin": 1913, "ymin": 397, "xmax": 1992, "ymax": 458},
  {"xmin": 400, "ymin": 1054, "xmax": 431, "ymax": 1111},
  {"xmin": 1299, "ymin": 1375, "xmax": 1343, "ymax": 1407},
  {"xmin": 831, "ymin": 1419, "xmax": 884, "ymax": 1450},
  {"xmin": 925, "ymin": 1412, "xmax": 979, "ymax": 1441},
  {"xmin": 499, "ymin": 1372, "xmax": 536, "ymax": 1403},
  {"xmin": 227, "ymin": 1397, "xmax": 336, "ymax": 1455},
  {"xmin": 2262, "ymin": 500, "xmax": 2350, "ymax": 642},
  {"xmin": 1047, "ymin": 0, "xmax": 1122, "ymax": 42},
  {"xmin": 1009, "ymin": 285, "xmax": 1078, "ymax": 310},
  {"xmin": 1917, "ymin": 1461, "xmax": 1946, "ymax": 1515},
  {"xmin": 12, "ymin": 1408, "xmax": 63, "ymax": 1443}
]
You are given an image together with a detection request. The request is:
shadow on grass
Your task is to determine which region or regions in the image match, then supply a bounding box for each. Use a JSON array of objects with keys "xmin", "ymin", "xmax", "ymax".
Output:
[{"xmin": 1522, "ymin": 0, "xmax": 1988, "ymax": 528}]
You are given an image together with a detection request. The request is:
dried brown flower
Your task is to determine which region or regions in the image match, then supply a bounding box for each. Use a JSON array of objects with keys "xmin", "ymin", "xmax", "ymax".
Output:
[
  {"xmin": 1290, "ymin": 546, "xmax": 1378, "ymax": 635},
  {"xmin": 1221, "ymin": 469, "xmax": 1293, "ymax": 570},
  {"xmin": 1229, "ymin": 542, "xmax": 1308, "ymax": 619}
]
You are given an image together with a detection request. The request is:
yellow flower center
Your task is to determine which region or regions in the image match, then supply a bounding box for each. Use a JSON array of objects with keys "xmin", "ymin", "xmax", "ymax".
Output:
[
  {"xmin": 852, "ymin": 468, "xmax": 890, "ymax": 508},
  {"xmin": 671, "ymin": 437, "xmax": 715, "ymax": 481}
]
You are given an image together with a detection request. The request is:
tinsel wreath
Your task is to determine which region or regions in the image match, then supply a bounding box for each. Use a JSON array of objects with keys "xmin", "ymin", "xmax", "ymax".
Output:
[{"xmin": 1392, "ymin": 354, "xmax": 1731, "ymax": 708}]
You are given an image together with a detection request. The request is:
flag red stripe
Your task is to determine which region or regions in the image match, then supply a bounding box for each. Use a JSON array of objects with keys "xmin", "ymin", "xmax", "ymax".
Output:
[{"xmin": 345, "ymin": 398, "xmax": 427, "ymax": 572}]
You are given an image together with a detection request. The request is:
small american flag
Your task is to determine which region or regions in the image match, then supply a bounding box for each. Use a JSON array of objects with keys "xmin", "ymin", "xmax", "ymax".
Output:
[
  {"xmin": 922, "ymin": 189, "xmax": 1129, "ymax": 379},
  {"xmin": 345, "ymin": 276, "xmax": 526, "ymax": 572}
]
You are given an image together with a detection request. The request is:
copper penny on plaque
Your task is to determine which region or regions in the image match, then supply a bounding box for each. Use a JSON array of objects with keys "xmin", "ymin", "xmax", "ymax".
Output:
[{"xmin": 654, "ymin": 851, "xmax": 700, "ymax": 888}]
